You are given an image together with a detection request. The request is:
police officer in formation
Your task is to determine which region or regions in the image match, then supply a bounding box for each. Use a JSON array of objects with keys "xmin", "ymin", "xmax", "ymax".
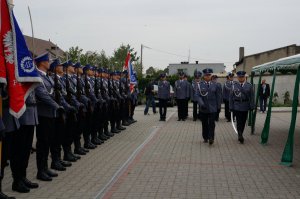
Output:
[
  {"xmin": 191, "ymin": 70, "xmax": 202, "ymax": 121},
  {"xmin": 157, "ymin": 73, "xmax": 170, "ymax": 121},
  {"xmin": 0, "ymin": 52, "xmax": 138, "ymax": 198},
  {"xmin": 174, "ymin": 71, "xmax": 190, "ymax": 121},
  {"xmin": 194, "ymin": 68, "xmax": 222, "ymax": 145},
  {"xmin": 223, "ymin": 72, "xmax": 234, "ymax": 122},
  {"xmin": 229, "ymin": 71, "xmax": 254, "ymax": 144}
]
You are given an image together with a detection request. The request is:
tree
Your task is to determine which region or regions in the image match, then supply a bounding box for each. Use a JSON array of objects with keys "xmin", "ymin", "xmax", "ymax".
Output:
[
  {"xmin": 146, "ymin": 66, "xmax": 156, "ymax": 76},
  {"xmin": 110, "ymin": 44, "xmax": 140, "ymax": 71},
  {"xmin": 67, "ymin": 46, "xmax": 83, "ymax": 62}
]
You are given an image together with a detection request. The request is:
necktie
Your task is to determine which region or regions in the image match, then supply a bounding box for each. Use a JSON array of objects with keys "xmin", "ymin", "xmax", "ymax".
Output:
[{"xmin": 240, "ymin": 83, "xmax": 243, "ymax": 87}]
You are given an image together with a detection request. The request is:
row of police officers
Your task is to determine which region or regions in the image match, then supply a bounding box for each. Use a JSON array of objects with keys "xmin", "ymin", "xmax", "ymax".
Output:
[
  {"xmin": 0, "ymin": 52, "xmax": 138, "ymax": 199},
  {"xmin": 157, "ymin": 68, "xmax": 254, "ymax": 145}
]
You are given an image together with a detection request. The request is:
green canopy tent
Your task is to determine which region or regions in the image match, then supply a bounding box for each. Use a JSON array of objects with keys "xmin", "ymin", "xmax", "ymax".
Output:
[{"xmin": 250, "ymin": 54, "xmax": 300, "ymax": 166}]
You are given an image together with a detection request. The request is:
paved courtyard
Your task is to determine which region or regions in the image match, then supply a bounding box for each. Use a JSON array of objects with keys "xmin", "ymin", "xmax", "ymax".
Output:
[{"xmin": 2, "ymin": 106, "xmax": 300, "ymax": 199}]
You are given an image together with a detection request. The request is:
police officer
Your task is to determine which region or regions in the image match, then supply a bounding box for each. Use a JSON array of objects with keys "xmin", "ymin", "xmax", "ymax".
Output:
[
  {"xmin": 195, "ymin": 68, "xmax": 221, "ymax": 145},
  {"xmin": 157, "ymin": 73, "xmax": 170, "ymax": 121},
  {"xmin": 35, "ymin": 52, "xmax": 62, "ymax": 181},
  {"xmin": 229, "ymin": 71, "xmax": 254, "ymax": 144},
  {"xmin": 1, "ymin": 84, "xmax": 19, "ymax": 198},
  {"xmin": 191, "ymin": 70, "xmax": 202, "ymax": 121},
  {"xmin": 211, "ymin": 75, "xmax": 222, "ymax": 121},
  {"xmin": 72, "ymin": 63, "xmax": 92, "ymax": 152},
  {"xmin": 174, "ymin": 72, "xmax": 190, "ymax": 121},
  {"xmin": 10, "ymin": 91, "xmax": 39, "ymax": 193},
  {"xmin": 223, "ymin": 72, "xmax": 234, "ymax": 122}
]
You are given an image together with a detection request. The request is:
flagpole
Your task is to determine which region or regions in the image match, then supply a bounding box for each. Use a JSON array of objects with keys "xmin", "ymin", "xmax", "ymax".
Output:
[{"xmin": 28, "ymin": 6, "xmax": 35, "ymax": 59}]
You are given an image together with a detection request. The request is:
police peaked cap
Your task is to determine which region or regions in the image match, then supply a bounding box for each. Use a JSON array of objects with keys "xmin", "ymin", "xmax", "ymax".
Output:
[
  {"xmin": 34, "ymin": 52, "xmax": 49, "ymax": 64},
  {"xmin": 202, "ymin": 68, "xmax": 213, "ymax": 75},
  {"xmin": 194, "ymin": 70, "xmax": 202, "ymax": 78},
  {"xmin": 73, "ymin": 62, "xmax": 81, "ymax": 68},
  {"xmin": 236, "ymin": 71, "xmax": 246, "ymax": 77},
  {"xmin": 49, "ymin": 58, "xmax": 62, "ymax": 71}
]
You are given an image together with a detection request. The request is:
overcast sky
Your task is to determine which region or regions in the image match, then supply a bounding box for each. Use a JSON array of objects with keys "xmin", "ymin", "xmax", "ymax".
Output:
[{"xmin": 13, "ymin": 0, "xmax": 300, "ymax": 72}]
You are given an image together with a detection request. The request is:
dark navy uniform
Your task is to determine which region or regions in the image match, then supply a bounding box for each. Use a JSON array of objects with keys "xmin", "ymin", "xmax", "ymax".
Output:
[{"xmin": 229, "ymin": 71, "xmax": 255, "ymax": 144}]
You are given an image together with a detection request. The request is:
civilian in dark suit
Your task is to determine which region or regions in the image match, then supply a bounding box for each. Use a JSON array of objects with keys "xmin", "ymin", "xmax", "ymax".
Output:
[{"xmin": 259, "ymin": 79, "xmax": 270, "ymax": 113}]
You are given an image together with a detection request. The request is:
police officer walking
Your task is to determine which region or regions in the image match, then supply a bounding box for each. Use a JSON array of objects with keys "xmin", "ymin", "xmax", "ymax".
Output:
[
  {"xmin": 157, "ymin": 73, "xmax": 170, "ymax": 121},
  {"xmin": 195, "ymin": 68, "xmax": 221, "ymax": 145},
  {"xmin": 229, "ymin": 71, "xmax": 254, "ymax": 144}
]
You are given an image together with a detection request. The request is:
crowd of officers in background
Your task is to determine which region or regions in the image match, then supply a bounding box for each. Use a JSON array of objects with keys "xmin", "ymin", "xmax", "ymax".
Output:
[
  {"xmin": 0, "ymin": 52, "xmax": 138, "ymax": 199},
  {"xmin": 155, "ymin": 68, "xmax": 254, "ymax": 145}
]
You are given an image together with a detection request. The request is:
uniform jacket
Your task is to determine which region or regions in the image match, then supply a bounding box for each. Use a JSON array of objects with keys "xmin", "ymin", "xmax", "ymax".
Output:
[
  {"xmin": 157, "ymin": 80, "xmax": 170, "ymax": 100},
  {"xmin": 19, "ymin": 91, "xmax": 38, "ymax": 126},
  {"xmin": 194, "ymin": 81, "xmax": 222, "ymax": 113},
  {"xmin": 35, "ymin": 71, "xmax": 60, "ymax": 118},
  {"xmin": 229, "ymin": 81, "xmax": 255, "ymax": 112},
  {"xmin": 223, "ymin": 80, "xmax": 234, "ymax": 101},
  {"xmin": 174, "ymin": 79, "xmax": 190, "ymax": 99}
]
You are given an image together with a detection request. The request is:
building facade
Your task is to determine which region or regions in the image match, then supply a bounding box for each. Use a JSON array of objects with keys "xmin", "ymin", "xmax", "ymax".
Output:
[
  {"xmin": 234, "ymin": 45, "xmax": 300, "ymax": 74},
  {"xmin": 24, "ymin": 35, "xmax": 65, "ymax": 59},
  {"xmin": 168, "ymin": 61, "xmax": 226, "ymax": 76}
]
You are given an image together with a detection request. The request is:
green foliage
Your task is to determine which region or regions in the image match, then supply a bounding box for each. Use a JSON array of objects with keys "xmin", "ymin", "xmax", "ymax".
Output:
[{"xmin": 110, "ymin": 44, "xmax": 139, "ymax": 71}]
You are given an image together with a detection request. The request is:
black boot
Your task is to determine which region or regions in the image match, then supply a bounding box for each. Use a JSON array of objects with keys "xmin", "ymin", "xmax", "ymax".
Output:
[
  {"xmin": 122, "ymin": 120, "xmax": 130, "ymax": 126},
  {"xmin": 64, "ymin": 152, "xmax": 77, "ymax": 162},
  {"xmin": 45, "ymin": 169, "xmax": 58, "ymax": 177},
  {"xmin": 74, "ymin": 148, "xmax": 86, "ymax": 155},
  {"xmin": 60, "ymin": 160, "xmax": 72, "ymax": 167}
]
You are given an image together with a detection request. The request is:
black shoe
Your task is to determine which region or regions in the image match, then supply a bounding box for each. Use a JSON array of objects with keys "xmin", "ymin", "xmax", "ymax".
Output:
[
  {"xmin": 45, "ymin": 169, "xmax": 58, "ymax": 177},
  {"xmin": 21, "ymin": 178, "xmax": 39, "ymax": 189},
  {"xmin": 117, "ymin": 126, "xmax": 126, "ymax": 130},
  {"xmin": 60, "ymin": 160, "xmax": 72, "ymax": 167},
  {"xmin": 72, "ymin": 153, "xmax": 81, "ymax": 160},
  {"xmin": 226, "ymin": 120, "xmax": 231, "ymax": 122},
  {"xmin": 81, "ymin": 147, "xmax": 89, "ymax": 153},
  {"xmin": 64, "ymin": 153, "xmax": 77, "ymax": 162},
  {"xmin": 238, "ymin": 135, "xmax": 244, "ymax": 144},
  {"xmin": 122, "ymin": 121, "xmax": 130, "ymax": 126},
  {"xmin": 129, "ymin": 118, "xmax": 137, "ymax": 123},
  {"xmin": 177, "ymin": 118, "xmax": 181, "ymax": 121},
  {"xmin": 182, "ymin": 119, "xmax": 186, "ymax": 121},
  {"xmin": 51, "ymin": 161, "xmax": 66, "ymax": 171},
  {"xmin": 193, "ymin": 118, "xmax": 197, "ymax": 121},
  {"xmin": 88, "ymin": 142, "xmax": 97, "ymax": 148},
  {"xmin": 111, "ymin": 128, "xmax": 121, "ymax": 134},
  {"xmin": 12, "ymin": 180, "xmax": 30, "ymax": 193},
  {"xmin": 0, "ymin": 191, "xmax": 16, "ymax": 199},
  {"xmin": 92, "ymin": 138, "xmax": 103, "ymax": 145},
  {"xmin": 203, "ymin": 139, "xmax": 208, "ymax": 143},
  {"xmin": 104, "ymin": 131, "xmax": 114, "ymax": 137},
  {"xmin": 37, "ymin": 171, "xmax": 52, "ymax": 181},
  {"xmin": 74, "ymin": 148, "xmax": 86, "ymax": 155},
  {"xmin": 209, "ymin": 139, "xmax": 214, "ymax": 145},
  {"xmin": 84, "ymin": 143, "xmax": 95, "ymax": 149},
  {"xmin": 98, "ymin": 134, "xmax": 108, "ymax": 141}
]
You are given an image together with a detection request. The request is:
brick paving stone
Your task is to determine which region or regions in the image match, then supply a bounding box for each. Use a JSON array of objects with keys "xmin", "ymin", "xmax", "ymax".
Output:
[{"xmin": 1, "ymin": 106, "xmax": 300, "ymax": 199}]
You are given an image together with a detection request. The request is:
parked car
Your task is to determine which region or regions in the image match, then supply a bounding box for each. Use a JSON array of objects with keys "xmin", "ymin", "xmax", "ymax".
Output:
[{"xmin": 153, "ymin": 84, "xmax": 176, "ymax": 107}]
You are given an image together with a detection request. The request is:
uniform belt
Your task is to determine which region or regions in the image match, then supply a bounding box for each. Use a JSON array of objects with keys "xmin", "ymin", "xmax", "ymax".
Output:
[{"xmin": 234, "ymin": 99, "xmax": 249, "ymax": 102}]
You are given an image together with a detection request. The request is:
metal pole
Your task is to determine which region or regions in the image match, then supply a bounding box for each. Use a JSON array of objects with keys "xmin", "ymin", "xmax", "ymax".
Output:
[
  {"xmin": 280, "ymin": 65, "xmax": 300, "ymax": 166},
  {"xmin": 141, "ymin": 44, "xmax": 143, "ymax": 74},
  {"xmin": 28, "ymin": 6, "xmax": 35, "ymax": 58},
  {"xmin": 261, "ymin": 69, "xmax": 277, "ymax": 144}
]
